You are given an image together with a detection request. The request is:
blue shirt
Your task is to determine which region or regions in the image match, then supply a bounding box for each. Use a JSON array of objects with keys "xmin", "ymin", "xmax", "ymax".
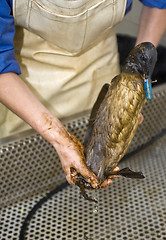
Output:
[
  {"xmin": 0, "ymin": 0, "xmax": 21, "ymax": 74},
  {"xmin": 0, "ymin": 0, "xmax": 166, "ymax": 75}
]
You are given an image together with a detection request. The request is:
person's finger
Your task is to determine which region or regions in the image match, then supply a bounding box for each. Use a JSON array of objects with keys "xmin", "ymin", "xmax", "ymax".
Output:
[
  {"xmin": 112, "ymin": 166, "xmax": 120, "ymax": 172},
  {"xmin": 77, "ymin": 162, "xmax": 99, "ymax": 188},
  {"xmin": 100, "ymin": 178, "xmax": 113, "ymax": 188},
  {"xmin": 138, "ymin": 113, "xmax": 144, "ymax": 125},
  {"xmin": 82, "ymin": 170, "xmax": 99, "ymax": 189},
  {"xmin": 66, "ymin": 172, "xmax": 74, "ymax": 185},
  {"xmin": 108, "ymin": 175, "xmax": 120, "ymax": 179}
]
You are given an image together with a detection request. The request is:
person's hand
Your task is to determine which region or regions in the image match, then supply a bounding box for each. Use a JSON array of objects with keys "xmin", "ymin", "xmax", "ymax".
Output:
[
  {"xmin": 99, "ymin": 167, "xmax": 120, "ymax": 188},
  {"xmin": 40, "ymin": 112, "xmax": 99, "ymax": 188},
  {"xmin": 54, "ymin": 131, "xmax": 100, "ymax": 188}
]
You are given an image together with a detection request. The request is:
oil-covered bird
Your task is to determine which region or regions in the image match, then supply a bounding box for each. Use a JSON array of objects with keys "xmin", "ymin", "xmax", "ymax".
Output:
[{"xmin": 75, "ymin": 42, "xmax": 157, "ymax": 199}]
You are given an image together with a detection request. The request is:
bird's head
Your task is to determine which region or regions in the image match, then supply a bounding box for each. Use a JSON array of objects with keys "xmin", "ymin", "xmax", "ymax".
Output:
[{"xmin": 122, "ymin": 42, "xmax": 157, "ymax": 79}]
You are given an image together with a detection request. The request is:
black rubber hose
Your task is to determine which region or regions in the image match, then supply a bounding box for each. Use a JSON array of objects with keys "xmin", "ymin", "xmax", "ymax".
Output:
[
  {"xmin": 19, "ymin": 181, "xmax": 69, "ymax": 240},
  {"xmin": 19, "ymin": 127, "xmax": 166, "ymax": 240}
]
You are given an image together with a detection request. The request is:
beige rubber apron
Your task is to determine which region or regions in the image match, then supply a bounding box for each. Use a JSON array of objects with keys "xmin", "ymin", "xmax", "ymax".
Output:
[{"xmin": 0, "ymin": 0, "xmax": 126, "ymax": 137}]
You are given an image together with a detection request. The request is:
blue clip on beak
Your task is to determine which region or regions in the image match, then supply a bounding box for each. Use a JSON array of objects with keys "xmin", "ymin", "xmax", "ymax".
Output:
[{"xmin": 143, "ymin": 78, "xmax": 152, "ymax": 100}]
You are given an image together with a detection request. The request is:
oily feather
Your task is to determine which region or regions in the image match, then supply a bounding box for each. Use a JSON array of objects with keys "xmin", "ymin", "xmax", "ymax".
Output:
[{"xmin": 85, "ymin": 72, "xmax": 146, "ymax": 182}]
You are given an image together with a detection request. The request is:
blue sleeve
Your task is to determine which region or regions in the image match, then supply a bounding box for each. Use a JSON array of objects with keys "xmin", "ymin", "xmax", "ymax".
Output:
[
  {"xmin": 125, "ymin": 0, "xmax": 133, "ymax": 14},
  {"xmin": 0, "ymin": 0, "xmax": 21, "ymax": 74},
  {"xmin": 139, "ymin": 0, "xmax": 166, "ymax": 9}
]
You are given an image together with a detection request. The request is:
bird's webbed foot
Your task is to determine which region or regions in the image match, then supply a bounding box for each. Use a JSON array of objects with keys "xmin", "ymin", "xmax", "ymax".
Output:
[
  {"xmin": 74, "ymin": 174, "xmax": 98, "ymax": 203},
  {"xmin": 104, "ymin": 167, "xmax": 145, "ymax": 179}
]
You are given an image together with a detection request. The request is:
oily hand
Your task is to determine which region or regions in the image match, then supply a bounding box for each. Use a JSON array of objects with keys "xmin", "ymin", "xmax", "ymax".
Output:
[
  {"xmin": 55, "ymin": 131, "xmax": 99, "ymax": 189},
  {"xmin": 40, "ymin": 113, "xmax": 99, "ymax": 189}
]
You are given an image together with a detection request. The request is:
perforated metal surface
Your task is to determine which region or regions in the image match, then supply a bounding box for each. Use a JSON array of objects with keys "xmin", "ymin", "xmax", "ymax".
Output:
[{"xmin": 0, "ymin": 85, "xmax": 166, "ymax": 240}]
